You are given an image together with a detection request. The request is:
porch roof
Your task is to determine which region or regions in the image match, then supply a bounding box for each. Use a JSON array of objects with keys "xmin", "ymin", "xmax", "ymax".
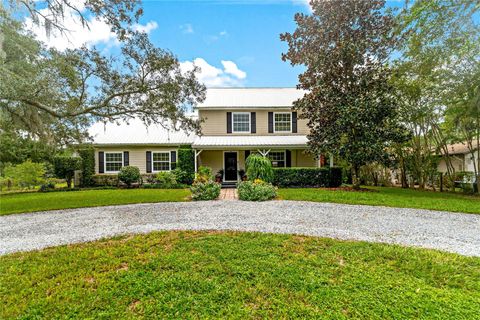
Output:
[{"xmin": 192, "ymin": 135, "xmax": 308, "ymax": 149}]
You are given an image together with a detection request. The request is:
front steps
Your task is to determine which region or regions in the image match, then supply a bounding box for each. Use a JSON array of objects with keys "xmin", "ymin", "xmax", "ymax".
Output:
[{"xmin": 221, "ymin": 182, "xmax": 237, "ymax": 189}]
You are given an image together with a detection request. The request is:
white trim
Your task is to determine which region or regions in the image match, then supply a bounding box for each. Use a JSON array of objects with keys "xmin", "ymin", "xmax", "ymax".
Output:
[
  {"xmin": 232, "ymin": 112, "xmax": 251, "ymax": 134},
  {"xmin": 273, "ymin": 112, "xmax": 292, "ymax": 133},
  {"xmin": 152, "ymin": 150, "xmax": 173, "ymax": 172},
  {"xmin": 223, "ymin": 151, "xmax": 239, "ymax": 182},
  {"xmin": 104, "ymin": 151, "xmax": 124, "ymax": 173}
]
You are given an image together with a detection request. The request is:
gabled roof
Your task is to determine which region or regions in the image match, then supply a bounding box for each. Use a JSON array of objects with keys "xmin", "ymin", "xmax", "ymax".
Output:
[
  {"xmin": 197, "ymin": 87, "xmax": 307, "ymax": 109},
  {"xmin": 88, "ymin": 119, "xmax": 195, "ymax": 146},
  {"xmin": 192, "ymin": 135, "xmax": 308, "ymax": 149},
  {"xmin": 443, "ymin": 141, "xmax": 479, "ymax": 155}
]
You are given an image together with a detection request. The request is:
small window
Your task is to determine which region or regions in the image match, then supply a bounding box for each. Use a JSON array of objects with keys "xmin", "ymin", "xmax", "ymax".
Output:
[
  {"xmin": 268, "ymin": 151, "xmax": 286, "ymax": 167},
  {"xmin": 153, "ymin": 152, "xmax": 171, "ymax": 171},
  {"xmin": 105, "ymin": 152, "xmax": 123, "ymax": 172},
  {"xmin": 232, "ymin": 112, "xmax": 250, "ymax": 133},
  {"xmin": 274, "ymin": 113, "xmax": 292, "ymax": 132}
]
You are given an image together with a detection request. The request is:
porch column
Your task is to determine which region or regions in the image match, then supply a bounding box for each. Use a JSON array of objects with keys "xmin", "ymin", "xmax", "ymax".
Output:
[
  {"xmin": 329, "ymin": 154, "xmax": 334, "ymax": 168},
  {"xmin": 194, "ymin": 149, "xmax": 203, "ymax": 173}
]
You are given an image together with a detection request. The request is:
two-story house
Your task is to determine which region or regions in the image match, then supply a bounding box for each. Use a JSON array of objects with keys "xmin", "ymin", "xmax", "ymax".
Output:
[{"xmin": 91, "ymin": 88, "xmax": 323, "ymax": 183}]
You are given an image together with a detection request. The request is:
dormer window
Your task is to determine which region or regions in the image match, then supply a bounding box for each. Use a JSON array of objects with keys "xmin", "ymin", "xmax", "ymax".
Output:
[
  {"xmin": 232, "ymin": 112, "xmax": 251, "ymax": 133},
  {"xmin": 274, "ymin": 112, "xmax": 292, "ymax": 133}
]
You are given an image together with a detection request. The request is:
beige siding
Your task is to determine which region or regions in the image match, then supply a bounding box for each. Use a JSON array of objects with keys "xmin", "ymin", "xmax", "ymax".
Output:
[
  {"xmin": 199, "ymin": 109, "xmax": 310, "ymax": 136},
  {"xmin": 198, "ymin": 150, "xmax": 248, "ymax": 176},
  {"xmin": 437, "ymin": 156, "xmax": 465, "ymax": 173},
  {"xmin": 94, "ymin": 146, "xmax": 177, "ymax": 174},
  {"xmin": 295, "ymin": 149, "xmax": 317, "ymax": 167}
]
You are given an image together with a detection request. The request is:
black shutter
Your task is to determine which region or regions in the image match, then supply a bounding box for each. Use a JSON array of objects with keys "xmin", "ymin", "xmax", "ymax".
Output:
[
  {"xmin": 170, "ymin": 151, "xmax": 177, "ymax": 170},
  {"xmin": 286, "ymin": 150, "xmax": 292, "ymax": 167},
  {"xmin": 251, "ymin": 112, "xmax": 256, "ymax": 133},
  {"xmin": 123, "ymin": 151, "xmax": 129, "ymax": 166},
  {"xmin": 227, "ymin": 112, "xmax": 232, "ymax": 134},
  {"xmin": 146, "ymin": 151, "xmax": 152, "ymax": 173},
  {"xmin": 245, "ymin": 150, "xmax": 250, "ymax": 161},
  {"xmin": 268, "ymin": 112, "xmax": 274, "ymax": 133},
  {"xmin": 98, "ymin": 151, "xmax": 104, "ymax": 173},
  {"xmin": 292, "ymin": 112, "xmax": 298, "ymax": 133}
]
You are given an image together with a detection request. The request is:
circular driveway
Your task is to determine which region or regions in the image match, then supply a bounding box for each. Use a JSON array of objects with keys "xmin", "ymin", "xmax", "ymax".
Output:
[{"xmin": 0, "ymin": 201, "xmax": 479, "ymax": 256}]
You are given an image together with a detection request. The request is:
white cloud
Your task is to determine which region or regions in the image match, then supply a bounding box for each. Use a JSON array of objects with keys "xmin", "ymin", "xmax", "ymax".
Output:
[
  {"xmin": 180, "ymin": 23, "xmax": 194, "ymax": 34},
  {"xmin": 180, "ymin": 58, "xmax": 247, "ymax": 87},
  {"xmin": 133, "ymin": 21, "xmax": 158, "ymax": 34},
  {"xmin": 26, "ymin": 5, "xmax": 157, "ymax": 51},
  {"xmin": 219, "ymin": 30, "xmax": 228, "ymax": 36},
  {"xmin": 221, "ymin": 60, "xmax": 246, "ymax": 79}
]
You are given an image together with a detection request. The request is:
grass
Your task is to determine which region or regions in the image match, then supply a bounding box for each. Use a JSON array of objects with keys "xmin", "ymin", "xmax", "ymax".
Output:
[
  {"xmin": 0, "ymin": 188, "xmax": 190, "ymax": 215},
  {"xmin": 278, "ymin": 187, "xmax": 480, "ymax": 214},
  {"xmin": 0, "ymin": 231, "xmax": 479, "ymax": 319}
]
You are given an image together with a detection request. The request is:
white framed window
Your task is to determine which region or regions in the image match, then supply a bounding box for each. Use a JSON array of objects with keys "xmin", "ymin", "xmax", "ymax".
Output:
[
  {"xmin": 232, "ymin": 112, "xmax": 251, "ymax": 133},
  {"xmin": 268, "ymin": 151, "xmax": 286, "ymax": 167},
  {"xmin": 274, "ymin": 112, "xmax": 292, "ymax": 133},
  {"xmin": 153, "ymin": 151, "xmax": 171, "ymax": 171},
  {"xmin": 105, "ymin": 152, "xmax": 123, "ymax": 173}
]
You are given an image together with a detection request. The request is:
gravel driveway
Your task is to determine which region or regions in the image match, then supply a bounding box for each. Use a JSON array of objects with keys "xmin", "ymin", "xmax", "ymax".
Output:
[{"xmin": 1, "ymin": 201, "xmax": 479, "ymax": 256}]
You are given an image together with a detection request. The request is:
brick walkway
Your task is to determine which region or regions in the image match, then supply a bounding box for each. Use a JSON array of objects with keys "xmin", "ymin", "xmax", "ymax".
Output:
[{"xmin": 218, "ymin": 188, "xmax": 238, "ymax": 200}]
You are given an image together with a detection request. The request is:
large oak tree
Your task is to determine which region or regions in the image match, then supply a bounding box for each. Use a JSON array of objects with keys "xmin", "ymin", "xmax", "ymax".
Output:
[{"xmin": 281, "ymin": 0, "xmax": 409, "ymax": 188}]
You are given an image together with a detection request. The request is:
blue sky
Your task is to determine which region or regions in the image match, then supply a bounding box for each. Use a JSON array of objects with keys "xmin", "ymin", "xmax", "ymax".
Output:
[
  {"xmin": 28, "ymin": 0, "xmax": 405, "ymax": 88},
  {"xmin": 139, "ymin": 0, "xmax": 310, "ymax": 87}
]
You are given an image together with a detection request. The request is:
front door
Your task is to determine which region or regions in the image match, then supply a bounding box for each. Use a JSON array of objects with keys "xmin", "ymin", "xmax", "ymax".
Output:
[{"xmin": 224, "ymin": 152, "xmax": 238, "ymax": 181}]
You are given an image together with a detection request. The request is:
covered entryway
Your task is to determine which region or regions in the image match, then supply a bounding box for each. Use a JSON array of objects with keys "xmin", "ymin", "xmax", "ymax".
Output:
[{"xmin": 224, "ymin": 152, "xmax": 238, "ymax": 182}]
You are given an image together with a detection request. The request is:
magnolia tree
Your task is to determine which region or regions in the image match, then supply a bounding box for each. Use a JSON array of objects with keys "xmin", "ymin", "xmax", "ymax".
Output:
[{"xmin": 281, "ymin": 0, "xmax": 409, "ymax": 189}]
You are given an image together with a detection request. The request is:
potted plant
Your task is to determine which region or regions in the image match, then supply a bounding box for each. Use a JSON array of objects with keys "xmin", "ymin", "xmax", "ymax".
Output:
[
  {"xmin": 238, "ymin": 169, "xmax": 247, "ymax": 181},
  {"xmin": 215, "ymin": 169, "xmax": 224, "ymax": 183}
]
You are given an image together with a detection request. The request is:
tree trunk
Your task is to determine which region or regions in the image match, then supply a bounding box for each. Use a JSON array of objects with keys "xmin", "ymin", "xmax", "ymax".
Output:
[
  {"xmin": 66, "ymin": 178, "xmax": 72, "ymax": 189},
  {"xmin": 352, "ymin": 165, "xmax": 361, "ymax": 190}
]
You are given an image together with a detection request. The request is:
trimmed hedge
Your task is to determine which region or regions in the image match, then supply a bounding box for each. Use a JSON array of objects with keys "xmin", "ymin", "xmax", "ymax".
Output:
[
  {"xmin": 177, "ymin": 145, "xmax": 195, "ymax": 184},
  {"xmin": 78, "ymin": 147, "xmax": 95, "ymax": 187},
  {"xmin": 272, "ymin": 167, "xmax": 342, "ymax": 188},
  {"xmin": 93, "ymin": 174, "xmax": 156, "ymax": 187}
]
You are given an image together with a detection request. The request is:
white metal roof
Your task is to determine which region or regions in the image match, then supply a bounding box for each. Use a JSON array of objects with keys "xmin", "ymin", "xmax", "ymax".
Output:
[
  {"xmin": 192, "ymin": 135, "xmax": 308, "ymax": 149},
  {"xmin": 89, "ymin": 119, "xmax": 195, "ymax": 146},
  {"xmin": 197, "ymin": 87, "xmax": 307, "ymax": 109}
]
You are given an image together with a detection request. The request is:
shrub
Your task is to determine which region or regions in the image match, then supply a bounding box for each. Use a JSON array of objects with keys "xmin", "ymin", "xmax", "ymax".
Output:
[
  {"xmin": 190, "ymin": 181, "xmax": 221, "ymax": 200},
  {"xmin": 329, "ymin": 167, "xmax": 343, "ymax": 187},
  {"xmin": 4, "ymin": 160, "xmax": 46, "ymax": 189},
  {"xmin": 78, "ymin": 147, "xmax": 95, "ymax": 187},
  {"xmin": 177, "ymin": 146, "xmax": 195, "ymax": 184},
  {"xmin": 154, "ymin": 171, "xmax": 177, "ymax": 188},
  {"xmin": 93, "ymin": 174, "xmax": 119, "ymax": 186},
  {"xmin": 54, "ymin": 156, "xmax": 82, "ymax": 188},
  {"xmin": 39, "ymin": 180, "xmax": 56, "ymax": 192},
  {"xmin": 238, "ymin": 180, "xmax": 277, "ymax": 201},
  {"xmin": 118, "ymin": 166, "xmax": 141, "ymax": 187},
  {"xmin": 246, "ymin": 154, "xmax": 274, "ymax": 183},
  {"xmin": 172, "ymin": 168, "xmax": 192, "ymax": 185},
  {"xmin": 272, "ymin": 167, "xmax": 343, "ymax": 187},
  {"xmin": 196, "ymin": 166, "xmax": 213, "ymax": 183}
]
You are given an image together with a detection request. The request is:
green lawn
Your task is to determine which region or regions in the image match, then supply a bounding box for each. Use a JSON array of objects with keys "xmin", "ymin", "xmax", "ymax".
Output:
[
  {"xmin": 0, "ymin": 189, "xmax": 190, "ymax": 215},
  {"xmin": 278, "ymin": 187, "xmax": 480, "ymax": 214},
  {"xmin": 0, "ymin": 231, "xmax": 478, "ymax": 318}
]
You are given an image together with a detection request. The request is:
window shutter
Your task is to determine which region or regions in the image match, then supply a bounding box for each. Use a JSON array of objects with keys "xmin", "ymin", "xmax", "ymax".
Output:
[
  {"xmin": 98, "ymin": 151, "xmax": 104, "ymax": 173},
  {"xmin": 146, "ymin": 151, "xmax": 152, "ymax": 173},
  {"xmin": 268, "ymin": 112, "xmax": 274, "ymax": 133},
  {"xmin": 170, "ymin": 151, "xmax": 177, "ymax": 170},
  {"xmin": 245, "ymin": 150, "xmax": 250, "ymax": 161},
  {"xmin": 286, "ymin": 150, "xmax": 292, "ymax": 167},
  {"xmin": 250, "ymin": 112, "xmax": 256, "ymax": 133},
  {"xmin": 227, "ymin": 112, "xmax": 232, "ymax": 134},
  {"xmin": 123, "ymin": 151, "xmax": 129, "ymax": 166},
  {"xmin": 292, "ymin": 112, "xmax": 298, "ymax": 133}
]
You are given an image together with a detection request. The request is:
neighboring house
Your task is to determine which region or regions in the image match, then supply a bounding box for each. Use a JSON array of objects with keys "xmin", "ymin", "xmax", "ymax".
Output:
[
  {"xmin": 437, "ymin": 141, "xmax": 479, "ymax": 174},
  {"xmin": 90, "ymin": 88, "xmax": 327, "ymax": 183}
]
